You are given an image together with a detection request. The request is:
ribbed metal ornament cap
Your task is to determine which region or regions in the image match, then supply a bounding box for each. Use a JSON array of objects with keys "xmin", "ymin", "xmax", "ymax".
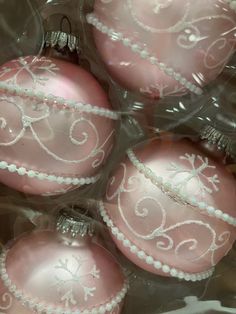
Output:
[
  {"xmin": 44, "ymin": 15, "xmax": 80, "ymax": 53},
  {"xmin": 200, "ymin": 125, "xmax": 234, "ymax": 156},
  {"xmin": 56, "ymin": 210, "xmax": 95, "ymax": 238}
]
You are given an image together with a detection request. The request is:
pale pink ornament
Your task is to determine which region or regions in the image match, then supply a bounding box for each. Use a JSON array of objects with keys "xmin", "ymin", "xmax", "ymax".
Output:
[
  {"xmin": 0, "ymin": 214, "xmax": 128, "ymax": 314},
  {"xmin": 0, "ymin": 55, "xmax": 118, "ymax": 195},
  {"xmin": 100, "ymin": 138, "xmax": 236, "ymax": 281},
  {"xmin": 87, "ymin": 0, "xmax": 236, "ymax": 98}
]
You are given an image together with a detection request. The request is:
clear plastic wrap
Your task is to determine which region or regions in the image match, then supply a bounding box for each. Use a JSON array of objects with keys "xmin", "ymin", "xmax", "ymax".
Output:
[{"xmin": 0, "ymin": 1, "xmax": 236, "ymax": 314}]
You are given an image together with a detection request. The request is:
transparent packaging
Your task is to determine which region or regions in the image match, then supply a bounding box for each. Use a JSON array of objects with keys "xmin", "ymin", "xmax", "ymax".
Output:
[{"xmin": 0, "ymin": 1, "xmax": 236, "ymax": 313}]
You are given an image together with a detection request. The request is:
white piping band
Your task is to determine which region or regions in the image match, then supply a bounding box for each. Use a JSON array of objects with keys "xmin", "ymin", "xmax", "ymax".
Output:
[
  {"xmin": 0, "ymin": 250, "xmax": 129, "ymax": 314},
  {"xmin": 127, "ymin": 149, "xmax": 236, "ymax": 228},
  {"xmin": 0, "ymin": 82, "xmax": 119, "ymax": 120},
  {"xmin": 99, "ymin": 201, "xmax": 214, "ymax": 282},
  {"xmin": 0, "ymin": 160, "xmax": 100, "ymax": 186},
  {"xmin": 86, "ymin": 13, "xmax": 203, "ymax": 96}
]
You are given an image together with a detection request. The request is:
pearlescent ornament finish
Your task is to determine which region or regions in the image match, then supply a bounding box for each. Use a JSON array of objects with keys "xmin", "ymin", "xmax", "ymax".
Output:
[
  {"xmin": 101, "ymin": 139, "xmax": 236, "ymax": 279},
  {"xmin": 0, "ymin": 56, "xmax": 117, "ymax": 195},
  {"xmin": 88, "ymin": 0, "xmax": 236, "ymax": 98},
  {"xmin": 0, "ymin": 230, "xmax": 127, "ymax": 314}
]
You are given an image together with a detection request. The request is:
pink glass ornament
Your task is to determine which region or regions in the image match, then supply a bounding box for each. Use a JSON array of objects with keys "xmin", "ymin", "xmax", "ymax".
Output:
[
  {"xmin": 100, "ymin": 138, "xmax": 236, "ymax": 281},
  {"xmin": 87, "ymin": 0, "xmax": 236, "ymax": 98},
  {"xmin": 0, "ymin": 56, "xmax": 118, "ymax": 195},
  {"xmin": 0, "ymin": 229, "xmax": 128, "ymax": 314}
]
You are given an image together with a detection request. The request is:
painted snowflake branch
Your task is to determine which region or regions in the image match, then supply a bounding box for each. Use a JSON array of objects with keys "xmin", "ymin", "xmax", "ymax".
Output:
[
  {"xmin": 167, "ymin": 153, "xmax": 220, "ymax": 196},
  {"xmin": 53, "ymin": 255, "xmax": 100, "ymax": 307},
  {"xmin": 1, "ymin": 57, "xmax": 60, "ymax": 86}
]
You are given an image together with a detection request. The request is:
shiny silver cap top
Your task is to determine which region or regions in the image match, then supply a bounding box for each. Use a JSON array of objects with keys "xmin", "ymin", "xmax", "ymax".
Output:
[
  {"xmin": 56, "ymin": 211, "xmax": 94, "ymax": 238},
  {"xmin": 200, "ymin": 125, "xmax": 234, "ymax": 156},
  {"xmin": 45, "ymin": 30, "xmax": 79, "ymax": 52}
]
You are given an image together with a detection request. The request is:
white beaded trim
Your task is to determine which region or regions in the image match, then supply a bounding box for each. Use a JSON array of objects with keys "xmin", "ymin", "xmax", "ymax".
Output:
[
  {"xmin": 226, "ymin": 0, "xmax": 236, "ymax": 11},
  {"xmin": 0, "ymin": 160, "xmax": 100, "ymax": 186},
  {"xmin": 86, "ymin": 13, "xmax": 203, "ymax": 96},
  {"xmin": 99, "ymin": 202, "xmax": 214, "ymax": 282},
  {"xmin": 127, "ymin": 149, "xmax": 236, "ymax": 228},
  {"xmin": 0, "ymin": 250, "xmax": 129, "ymax": 314},
  {"xmin": 0, "ymin": 82, "xmax": 119, "ymax": 120}
]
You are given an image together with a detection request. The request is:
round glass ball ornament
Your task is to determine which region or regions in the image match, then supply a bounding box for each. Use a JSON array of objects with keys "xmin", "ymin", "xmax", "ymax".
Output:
[
  {"xmin": 0, "ymin": 213, "xmax": 128, "ymax": 314},
  {"xmin": 100, "ymin": 138, "xmax": 236, "ymax": 281},
  {"xmin": 87, "ymin": 0, "xmax": 236, "ymax": 98},
  {"xmin": 0, "ymin": 54, "xmax": 118, "ymax": 195}
]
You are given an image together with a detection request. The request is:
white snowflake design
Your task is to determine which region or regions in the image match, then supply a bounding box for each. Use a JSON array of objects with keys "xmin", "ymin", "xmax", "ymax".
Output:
[
  {"xmin": 167, "ymin": 153, "xmax": 220, "ymax": 196},
  {"xmin": 140, "ymin": 83, "xmax": 186, "ymax": 98},
  {"xmin": 52, "ymin": 255, "xmax": 100, "ymax": 307},
  {"xmin": 0, "ymin": 56, "xmax": 59, "ymax": 86}
]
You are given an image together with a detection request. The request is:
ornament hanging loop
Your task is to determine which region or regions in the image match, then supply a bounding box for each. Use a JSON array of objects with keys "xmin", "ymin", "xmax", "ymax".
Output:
[
  {"xmin": 44, "ymin": 14, "xmax": 80, "ymax": 54},
  {"xmin": 59, "ymin": 15, "xmax": 72, "ymax": 34}
]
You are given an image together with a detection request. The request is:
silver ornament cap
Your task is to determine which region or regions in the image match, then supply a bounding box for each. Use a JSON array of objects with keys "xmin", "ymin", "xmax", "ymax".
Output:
[
  {"xmin": 200, "ymin": 125, "xmax": 234, "ymax": 156},
  {"xmin": 45, "ymin": 30, "xmax": 80, "ymax": 52},
  {"xmin": 44, "ymin": 15, "xmax": 80, "ymax": 53},
  {"xmin": 56, "ymin": 211, "xmax": 95, "ymax": 238}
]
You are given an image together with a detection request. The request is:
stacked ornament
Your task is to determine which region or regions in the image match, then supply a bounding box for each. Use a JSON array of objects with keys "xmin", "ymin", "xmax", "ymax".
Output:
[
  {"xmin": 0, "ymin": 13, "xmax": 119, "ymax": 196},
  {"xmin": 99, "ymin": 136, "xmax": 236, "ymax": 281},
  {"xmin": 87, "ymin": 0, "xmax": 236, "ymax": 99},
  {"xmin": 84, "ymin": 0, "xmax": 236, "ymax": 284},
  {"xmin": 0, "ymin": 211, "xmax": 128, "ymax": 314},
  {"xmin": 0, "ymin": 1, "xmax": 236, "ymax": 314}
]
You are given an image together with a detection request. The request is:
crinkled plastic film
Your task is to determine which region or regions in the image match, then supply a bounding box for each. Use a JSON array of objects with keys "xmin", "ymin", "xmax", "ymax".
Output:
[{"xmin": 0, "ymin": 1, "xmax": 236, "ymax": 314}]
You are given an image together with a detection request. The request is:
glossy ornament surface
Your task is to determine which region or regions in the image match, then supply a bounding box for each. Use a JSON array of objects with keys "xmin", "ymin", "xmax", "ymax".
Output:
[
  {"xmin": 0, "ymin": 229, "xmax": 128, "ymax": 314},
  {"xmin": 0, "ymin": 56, "xmax": 118, "ymax": 195},
  {"xmin": 100, "ymin": 139, "xmax": 236, "ymax": 280},
  {"xmin": 87, "ymin": 0, "xmax": 236, "ymax": 98}
]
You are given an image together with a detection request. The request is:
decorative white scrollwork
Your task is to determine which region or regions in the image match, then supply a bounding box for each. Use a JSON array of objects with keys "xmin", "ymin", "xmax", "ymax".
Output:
[
  {"xmin": 105, "ymin": 158, "xmax": 231, "ymax": 267},
  {"xmin": 0, "ymin": 292, "xmax": 13, "ymax": 313},
  {"xmin": 153, "ymin": 0, "xmax": 173, "ymax": 14},
  {"xmin": 0, "ymin": 56, "xmax": 115, "ymax": 176},
  {"xmin": 203, "ymin": 37, "xmax": 236, "ymax": 70},
  {"xmin": 127, "ymin": 0, "xmax": 236, "ymax": 53},
  {"xmin": 0, "ymin": 95, "xmax": 115, "ymax": 167},
  {"xmin": 127, "ymin": 0, "xmax": 191, "ymax": 34}
]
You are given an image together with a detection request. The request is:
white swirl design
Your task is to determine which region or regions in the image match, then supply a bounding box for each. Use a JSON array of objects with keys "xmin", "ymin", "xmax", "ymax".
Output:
[
  {"xmin": 127, "ymin": 0, "xmax": 236, "ymax": 53},
  {"xmin": 0, "ymin": 95, "xmax": 115, "ymax": 167},
  {"xmin": 204, "ymin": 37, "xmax": 236, "ymax": 70},
  {"xmin": 106, "ymin": 163, "xmax": 140, "ymax": 201},
  {"xmin": 105, "ymin": 160, "xmax": 233, "ymax": 268},
  {"xmin": 0, "ymin": 293, "xmax": 12, "ymax": 313},
  {"xmin": 127, "ymin": 0, "xmax": 191, "ymax": 34},
  {"xmin": 152, "ymin": 0, "xmax": 173, "ymax": 14}
]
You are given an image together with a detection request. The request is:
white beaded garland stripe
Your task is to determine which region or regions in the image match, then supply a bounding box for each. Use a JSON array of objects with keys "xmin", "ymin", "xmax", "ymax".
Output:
[
  {"xmin": 0, "ymin": 160, "xmax": 100, "ymax": 186},
  {"xmin": 0, "ymin": 250, "xmax": 129, "ymax": 314},
  {"xmin": 99, "ymin": 202, "xmax": 214, "ymax": 282},
  {"xmin": 86, "ymin": 13, "xmax": 203, "ymax": 96},
  {"xmin": 127, "ymin": 149, "xmax": 236, "ymax": 228},
  {"xmin": 0, "ymin": 82, "xmax": 119, "ymax": 120}
]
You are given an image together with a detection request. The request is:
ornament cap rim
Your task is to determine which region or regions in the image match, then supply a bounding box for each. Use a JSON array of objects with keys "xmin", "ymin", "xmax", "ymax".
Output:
[
  {"xmin": 200, "ymin": 125, "xmax": 234, "ymax": 156},
  {"xmin": 56, "ymin": 210, "xmax": 95, "ymax": 238},
  {"xmin": 44, "ymin": 30, "xmax": 80, "ymax": 53}
]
